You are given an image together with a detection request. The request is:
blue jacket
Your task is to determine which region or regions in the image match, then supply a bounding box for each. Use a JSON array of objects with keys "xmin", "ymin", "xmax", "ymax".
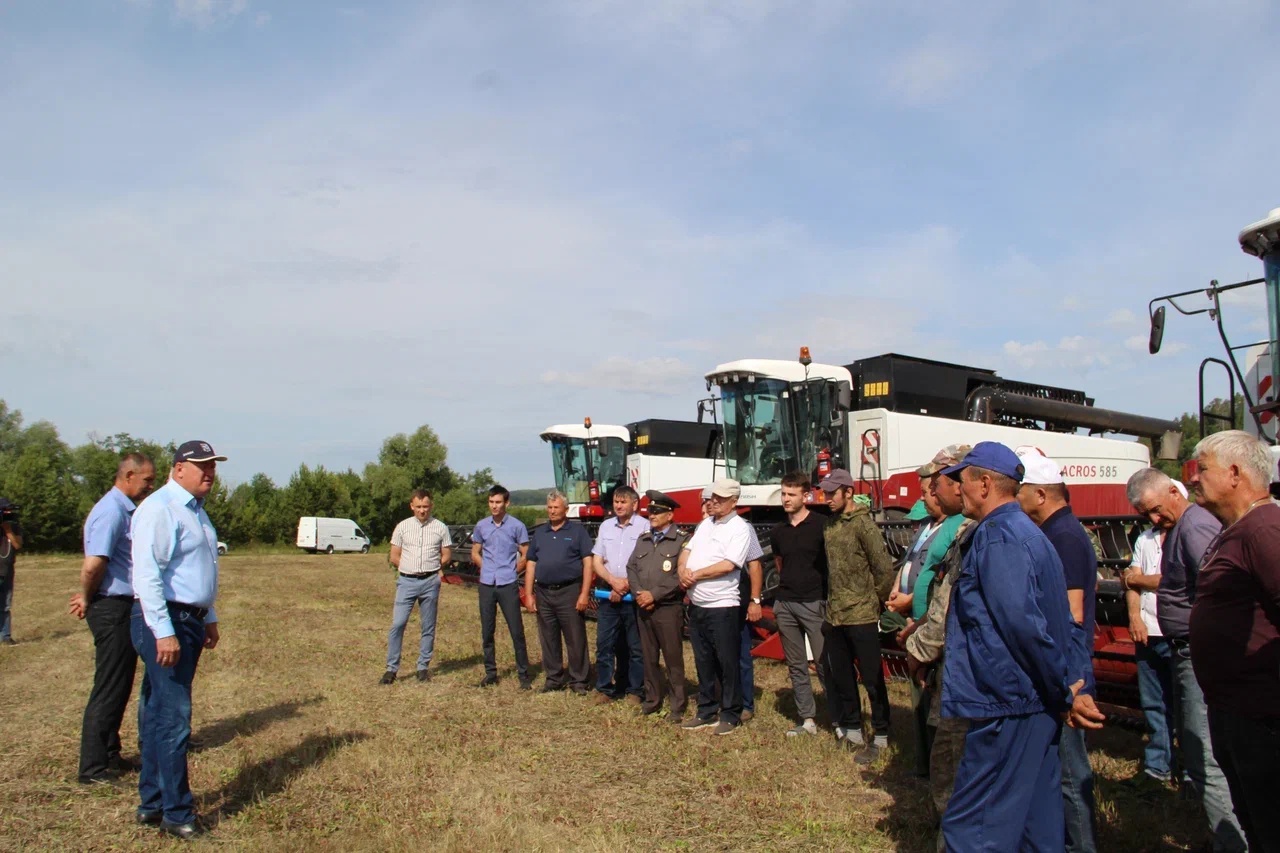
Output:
[{"xmin": 942, "ymin": 502, "xmax": 1076, "ymax": 719}]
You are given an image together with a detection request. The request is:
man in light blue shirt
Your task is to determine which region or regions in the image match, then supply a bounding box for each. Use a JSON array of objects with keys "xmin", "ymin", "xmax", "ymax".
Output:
[
  {"xmin": 469, "ymin": 485, "xmax": 532, "ymax": 689},
  {"xmin": 70, "ymin": 453, "xmax": 156, "ymax": 785},
  {"xmin": 129, "ymin": 440, "xmax": 225, "ymax": 840},
  {"xmin": 591, "ymin": 486, "xmax": 649, "ymax": 703}
]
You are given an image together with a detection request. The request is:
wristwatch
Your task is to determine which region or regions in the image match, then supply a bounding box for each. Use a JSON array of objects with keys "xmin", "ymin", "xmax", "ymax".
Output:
[{"xmin": 751, "ymin": 597, "xmax": 762, "ymax": 605}]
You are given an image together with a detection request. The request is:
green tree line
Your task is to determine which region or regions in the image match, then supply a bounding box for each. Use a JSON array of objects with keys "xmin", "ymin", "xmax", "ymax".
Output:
[
  {"xmin": 0, "ymin": 395, "xmax": 1251, "ymax": 552},
  {"xmin": 0, "ymin": 400, "xmax": 538, "ymax": 551}
]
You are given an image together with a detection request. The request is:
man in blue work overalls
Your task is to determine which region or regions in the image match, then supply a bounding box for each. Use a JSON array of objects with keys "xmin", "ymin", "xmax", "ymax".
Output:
[{"xmin": 937, "ymin": 442, "xmax": 1092, "ymax": 852}]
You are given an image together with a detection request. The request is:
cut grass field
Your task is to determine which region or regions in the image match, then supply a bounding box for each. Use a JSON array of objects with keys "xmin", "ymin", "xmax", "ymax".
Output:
[{"xmin": 1, "ymin": 554, "xmax": 1209, "ymax": 851}]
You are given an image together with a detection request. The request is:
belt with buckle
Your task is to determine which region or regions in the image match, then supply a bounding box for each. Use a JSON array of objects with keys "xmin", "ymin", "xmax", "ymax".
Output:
[
  {"xmin": 167, "ymin": 601, "xmax": 209, "ymax": 620},
  {"xmin": 536, "ymin": 579, "xmax": 579, "ymax": 591},
  {"xmin": 399, "ymin": 571, "xmax": 438, "ymax": 579}
]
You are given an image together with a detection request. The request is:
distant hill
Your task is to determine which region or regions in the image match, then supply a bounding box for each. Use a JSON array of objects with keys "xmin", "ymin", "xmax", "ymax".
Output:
[{"xmin": 509, "ymin": 488, "xmax": 554, "ymax": 506}]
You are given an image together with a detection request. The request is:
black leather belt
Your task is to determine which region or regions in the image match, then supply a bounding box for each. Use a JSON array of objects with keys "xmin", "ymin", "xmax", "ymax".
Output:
[
  {"xmin": 399, "ymin": 571, "xmax": 438, "ymax": 579},
  {"xmin": 167, "ymin": 601, "xmax": 209, "ymax": 620},
  {"xmin": 536, "ymin": 579, "xmax": 578, "ymax": 591},
  {"xmin": 93, "ymin": 593, "xmax": 133, "ymax": 602}
]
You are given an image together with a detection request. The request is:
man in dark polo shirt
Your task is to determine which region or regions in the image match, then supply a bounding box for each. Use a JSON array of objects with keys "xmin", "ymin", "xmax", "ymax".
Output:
[
  {"xmin": 1128, "ymin": 466, "xmax": 1245, "ymax": 852},
  {"xmin": 1189, "ymin": 431, "xmax": 1280, "ymax": 852},
  {"xmin": 1015, "ymin": 448, "xmax": 1100, "ymax": 853},
  {"xmin": 523, "ymin": 491, "xmax": 594, "ymax": 694},
  {"xmin": 769, "ymin": 471, "xmax": 828, "ymax": 738}
]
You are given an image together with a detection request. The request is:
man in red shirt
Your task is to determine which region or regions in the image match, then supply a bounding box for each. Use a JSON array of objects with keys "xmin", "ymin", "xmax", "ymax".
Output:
[{"xmin": 1189, "ymin": 430, "xmax": 1280, "ymax": 853}]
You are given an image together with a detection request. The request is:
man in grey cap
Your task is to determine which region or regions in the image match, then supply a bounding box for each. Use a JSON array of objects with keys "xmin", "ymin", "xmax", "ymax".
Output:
[
  {"xmin": 678, "ymin": 478, "xmax": 754, "ymax": 735},
  {"xmin": 627, "ymin": 490, "xmax": 690, "ymax": 722}
]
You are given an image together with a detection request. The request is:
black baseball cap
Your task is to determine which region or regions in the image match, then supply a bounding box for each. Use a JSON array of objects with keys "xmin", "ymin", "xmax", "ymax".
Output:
[{"xmin": 174, "ymin": 440, "xmax": 227, "ymax": 465}]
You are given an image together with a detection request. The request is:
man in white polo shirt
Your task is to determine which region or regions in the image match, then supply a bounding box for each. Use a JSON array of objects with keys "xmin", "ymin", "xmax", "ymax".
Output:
[
  {"xmin": 381, "ymin": 489, "xmax": 452, "ymax": 685},
  {"xmin": 678, "ymin": 478, "xmax": 752, "ymax": 735}
]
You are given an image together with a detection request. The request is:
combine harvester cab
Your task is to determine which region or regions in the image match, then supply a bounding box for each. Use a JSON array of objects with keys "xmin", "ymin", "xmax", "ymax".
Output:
[{"xmin": 539, "ymin": 419, "xmax": 629, "ymax": 520}]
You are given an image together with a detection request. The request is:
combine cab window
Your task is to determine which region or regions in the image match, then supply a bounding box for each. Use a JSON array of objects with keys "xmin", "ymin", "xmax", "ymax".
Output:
[
  {"xmin": 548, "ymin": 436, "xmax": 627, "ymax": 503},
  {"xmin": 720, "ymin": 379, "xmax": 802, "ymax": 485}
]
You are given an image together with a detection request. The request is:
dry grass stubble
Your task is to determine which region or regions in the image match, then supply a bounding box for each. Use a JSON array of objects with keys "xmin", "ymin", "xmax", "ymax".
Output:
[{"xmin": 0, "ymin": 554, "xmax": 1206, "ymax": 851}]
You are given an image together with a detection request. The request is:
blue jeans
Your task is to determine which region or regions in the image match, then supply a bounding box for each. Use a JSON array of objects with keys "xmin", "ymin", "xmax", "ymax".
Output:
[
  {"xmin": 1059, "ymin": 723, "xmax": 1097, "ymax": 852},
  {"xmin": 1136, "ymin": 637, "xmax": 1176, "ymax": 779},
  {"xmin": 131, "ymin": 601, "xmax": 205, "ymax": 824},
  {"xmin": 594, "ymin": 599, "xmax": 643, "ymax": 697},
  {"xmin": 386, "ymin": 573, "xmax": 441, "ymax": 673},
  {"xmin": 0, "ymin": 568, "xmax": 11, "ymax": 641},
  {"xmin": 740, "ymin": 616, "xmax": 754, "ymax": 713},
  {"xmin": 1171, "ymin": 641, "xmax": 1246, "ymax": 852}
]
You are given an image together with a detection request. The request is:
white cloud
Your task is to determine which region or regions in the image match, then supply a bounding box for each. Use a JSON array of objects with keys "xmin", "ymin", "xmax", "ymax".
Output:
[
  {"xmin": 1104, "ymin": 308, "xmax": 1138, "ymax": 327},
  {"xmin": 541, "ymin": 357, "xmax": 698, "ymax": 396},
  {"xmin": 885, "ymin": 39, "xmax": 983, "ymax": 105},
  {"xmin": 172, "ymin": 0, "xmax": 249, "ymax": 28}
]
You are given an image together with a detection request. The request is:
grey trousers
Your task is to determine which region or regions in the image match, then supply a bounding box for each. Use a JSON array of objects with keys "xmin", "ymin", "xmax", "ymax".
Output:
[
  {"xmin": 773, "ymin": 599, "xmax": 827, "ymax": 721},
  {"xmin": 535, "ymin": 584, "xmax": 589, "ymax": 690}
]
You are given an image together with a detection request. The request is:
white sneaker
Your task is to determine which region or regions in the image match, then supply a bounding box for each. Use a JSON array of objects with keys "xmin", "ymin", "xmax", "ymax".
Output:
[{"xmin": 786, "ymin": 721, "xmax": 818, "ymax": 737}]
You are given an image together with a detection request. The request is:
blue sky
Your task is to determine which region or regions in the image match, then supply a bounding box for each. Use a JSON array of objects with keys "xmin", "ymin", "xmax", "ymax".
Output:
[{"xmin": 1, "ymin": 0, "xmax": 1275, "ymax": 489}]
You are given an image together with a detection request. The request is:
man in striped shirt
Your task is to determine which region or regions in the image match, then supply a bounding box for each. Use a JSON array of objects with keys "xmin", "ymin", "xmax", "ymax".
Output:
[{"xmin": 381, "ymin": 489, "xmax": 452, "ymax": 685}]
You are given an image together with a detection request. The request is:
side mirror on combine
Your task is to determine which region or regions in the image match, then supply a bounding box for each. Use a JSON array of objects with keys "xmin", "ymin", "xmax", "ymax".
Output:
[
  {"xmin": 835, "ymin": 380, "xmax": 852, "ymax": 412},
  {"xmin": 1157, "ymin": 429, "xmax": 1182, "ymax": 461},
  {"xmin": 1148, "ymin": 305, "xmax": 1166, "ymax": 354}
]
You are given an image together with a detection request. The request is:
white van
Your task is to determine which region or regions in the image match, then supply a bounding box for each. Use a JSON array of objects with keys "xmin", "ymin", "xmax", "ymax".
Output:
[{"xmin": 296, "ymin": 517, "xmax": 371, "ymax": 554}]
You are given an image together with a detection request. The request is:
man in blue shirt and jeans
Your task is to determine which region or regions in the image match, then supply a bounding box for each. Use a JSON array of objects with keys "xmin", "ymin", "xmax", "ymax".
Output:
[
  {"xmin": 470, "ymin": 485, "xmax": 532, "ymax": 690},
  {"xmin": 70, "ymin": 453, "xmax": 156, "ymax": 785},
  {"xmin": 130, "ymin": 441, "xmax": 225, "ymax": 840}
]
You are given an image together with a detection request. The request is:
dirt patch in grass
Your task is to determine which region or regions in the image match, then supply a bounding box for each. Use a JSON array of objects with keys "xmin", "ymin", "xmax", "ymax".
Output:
[{"xmin": 0, "ymin": 554, "xmax": 1209, "ymax": 850}]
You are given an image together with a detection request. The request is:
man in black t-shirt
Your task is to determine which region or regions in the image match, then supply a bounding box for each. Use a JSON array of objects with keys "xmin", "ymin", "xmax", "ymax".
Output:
[{"xmin": 769, "ymin": 473, "xmax": 828, "ymax": 737}]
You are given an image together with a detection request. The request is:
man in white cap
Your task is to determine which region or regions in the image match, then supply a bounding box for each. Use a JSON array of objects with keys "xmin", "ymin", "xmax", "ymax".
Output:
[
  {"xmin": 1015, "ymin": 447, "xmax": 1103, "ymax": 853},
  {"xmin": 678, "ymin": 478, "xmax": 753, "ymax": 735}
]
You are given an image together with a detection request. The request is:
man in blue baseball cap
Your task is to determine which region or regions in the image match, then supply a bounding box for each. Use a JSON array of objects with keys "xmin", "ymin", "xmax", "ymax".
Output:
[{"xmin": 936, "ymin": 441, "xmax": 1085, "ymax": 851}]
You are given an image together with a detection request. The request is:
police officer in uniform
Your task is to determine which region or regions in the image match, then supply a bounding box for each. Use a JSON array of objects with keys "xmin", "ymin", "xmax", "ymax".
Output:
[{"xmin": 626, "ymin": 491, "xmax": 690, "ymax": 723}]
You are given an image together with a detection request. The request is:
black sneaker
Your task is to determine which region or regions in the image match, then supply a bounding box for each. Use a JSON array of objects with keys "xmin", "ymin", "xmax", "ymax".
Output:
[
  {"xmin": 416, "ymin": 669, "xmax": 431, "ymax": 683},
  {"xmin": 379, "ymin": 671, "xmax": 397, "ymax": 685},
  {"xmin": 136, "ymin": 809, "xmax": 163, "ymax": 826},
  {"xmin": 539, "ymin": 683, "xmax": 565, "ymax": 694},
  {"xmin": 477, "ymin": 676, "xmax": 499, "ymax": 688},
  {"xmin": 680, "ymin": 716, "xmax": 717, "ymax": 730},
  {"xmin": 519, "ymin": 678, "xmax": 534, "ymax": 691}
]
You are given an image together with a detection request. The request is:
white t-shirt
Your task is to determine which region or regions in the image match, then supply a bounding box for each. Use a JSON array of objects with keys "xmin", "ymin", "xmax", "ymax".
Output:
[
  {"xmin": 1131, "ymin": 528, "xmax": 1164, "ymax": 637},
  {"xmin": 685, "ymin": 514, "xmax": 752, "ymax": 608}
]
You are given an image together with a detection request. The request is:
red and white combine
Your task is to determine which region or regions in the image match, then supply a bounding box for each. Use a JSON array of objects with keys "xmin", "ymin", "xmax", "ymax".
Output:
[{"xmin": 697, "ymin": 351, "xmax": 1180, "ymax": 524}]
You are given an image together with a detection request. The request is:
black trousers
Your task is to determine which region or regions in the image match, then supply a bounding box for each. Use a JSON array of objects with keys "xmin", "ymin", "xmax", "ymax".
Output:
[
  {"xmin": 1209, "ymin": 706, "xmax": 1280, "ymax": 853},
  {"xmin": 535, "ymin": 584, "xmax": 589, "ymax": 689},
  {"xmin": 478, "ymin": 582, "xmax": 530, "ymax": 680},
  {"xmin": 637, "ymin": 603, "xmax": 686, "ymax": 716},
  {"xmin": 688, "ymin": 604, "xmax": 742, "ymax": 724},
  {"xmin": 78, "ymin": 596, "xmax": 139, "ymax": 781},
  {"xmin": 824, "ymin": 621, "xmax": 890, "ymax": 735}
]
